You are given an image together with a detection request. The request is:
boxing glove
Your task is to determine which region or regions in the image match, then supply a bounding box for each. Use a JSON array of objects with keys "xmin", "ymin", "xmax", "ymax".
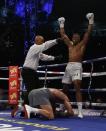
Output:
[
  {"xmin": 86, "ymin": 13, "xmax": 94, "ymax": 24},
  {"xmin": 58, "ymin": 17, "xmax": 65, "ymax": 28}
]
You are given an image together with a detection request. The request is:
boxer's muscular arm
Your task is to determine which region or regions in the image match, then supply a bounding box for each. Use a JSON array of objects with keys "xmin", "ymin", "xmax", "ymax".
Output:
[
  {"xmin": 81, "ymin": 13, "xmax": 94, "ymax": 45},
  {"xmin": 58, "ymin": 17, "xmax": 72, "ymax": 46},
  {"xmin": 54, "ymin": 89, "xmax": 73, "ymax": 114},
  {"xmin": 60, "ymin": 28, "xmax": 72, "ymax": 46},
  {"xmin": 81, "ymin": 25, "xmax": 93, "ymax": 46}
]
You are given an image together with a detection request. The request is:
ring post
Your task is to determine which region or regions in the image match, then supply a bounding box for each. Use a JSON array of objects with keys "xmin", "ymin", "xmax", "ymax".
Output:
[{"xmin": 8, "ymin": 66, "xmax": 20, "ymax": 105}]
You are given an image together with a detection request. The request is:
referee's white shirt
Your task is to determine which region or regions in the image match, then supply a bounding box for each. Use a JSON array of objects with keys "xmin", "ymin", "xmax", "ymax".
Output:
[{"xmin": 23, "ymin": 39, "xmax": 57, "ymax": 70}]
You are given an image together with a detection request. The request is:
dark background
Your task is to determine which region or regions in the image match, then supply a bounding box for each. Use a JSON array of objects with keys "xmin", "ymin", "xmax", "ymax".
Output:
[
  {"xmin": 0, "ymin": 0, "xmax": 106, "ymax": 109},
  {"xmin": 0, "ymin": 0, "xmax": 106, "ymax": 65}
]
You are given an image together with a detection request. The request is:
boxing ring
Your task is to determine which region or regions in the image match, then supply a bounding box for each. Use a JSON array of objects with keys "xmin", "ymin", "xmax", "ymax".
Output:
[{"xmin": 0, "ymin": 57, "xmax": 106, "ymax": 131}]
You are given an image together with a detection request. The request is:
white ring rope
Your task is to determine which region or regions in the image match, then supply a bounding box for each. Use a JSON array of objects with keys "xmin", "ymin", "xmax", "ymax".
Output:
[
  {"xmin": 0, "ymin": 56, "xmax": 106, "ymax": 108},
  {"xmin": 68, "ymin": 88, "xmax": 106, "ymax": 92},
  {"xmin": 0, "ymin": 72, "xmax": 106, "ymax": 81},
  {"xmin": 2, "ymin": 88, "xmax": 106, "ymax": 92},
  {"xmin": 38, "ymin": 56, "xmax": 106, "ymax": 68},
  {"xmin": 67, "ymin": 102, "xmax": 106, "ymax": 107},
  {"xmin": 0, "ymin": 99, "xmax": 106, "ymax": 107},
  {"xmin": 0, "ymin": 56, "xmax": 105, "ymax": 70},
  {"xmin": 0, "ymin": 71, "xmax": 106, "ymax": 81},
  {"xmin": 1, "ymin": 100, "xmax": 106, "ymax": 107},
  {"xmin": 36, "ymin": 71, "xmax": 106, "ymax": 76},
  {"xmin": 37, "ymin": 70, "xmax": 64, "ymax": 75}
]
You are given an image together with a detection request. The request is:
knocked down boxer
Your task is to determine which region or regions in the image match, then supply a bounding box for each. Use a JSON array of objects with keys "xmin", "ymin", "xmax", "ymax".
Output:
[{"xmin": 11, "ymin": 87, "xmax": 74, "ymax": 119}]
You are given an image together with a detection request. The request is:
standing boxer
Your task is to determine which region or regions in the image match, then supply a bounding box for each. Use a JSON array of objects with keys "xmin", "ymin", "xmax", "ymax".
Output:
[{"xmin": 58, "ymin": 13, "xmax": 94, "ymax": 118}]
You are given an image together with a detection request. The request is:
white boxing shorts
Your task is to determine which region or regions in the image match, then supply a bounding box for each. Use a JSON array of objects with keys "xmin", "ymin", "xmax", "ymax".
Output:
[{"xmin": 62, "ymin": 62, "xmax": 82, "ymax": 84}]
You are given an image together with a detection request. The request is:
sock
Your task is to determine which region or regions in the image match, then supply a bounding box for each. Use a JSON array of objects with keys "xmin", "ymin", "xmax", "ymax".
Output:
[
  {"xmin": 59, "ymin": 104, "xmax": 65, "ymax": 111},
  {"xmin": 30, "ymin": 107, "xmax": 39, "ymax": 114},
  {"xmin": 18, "ymin": 104, "xmax": 24, "ymax": 111},
  {"xmin": 77, "ymin": 102, "xmax": 83, "ymax": 114}
]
